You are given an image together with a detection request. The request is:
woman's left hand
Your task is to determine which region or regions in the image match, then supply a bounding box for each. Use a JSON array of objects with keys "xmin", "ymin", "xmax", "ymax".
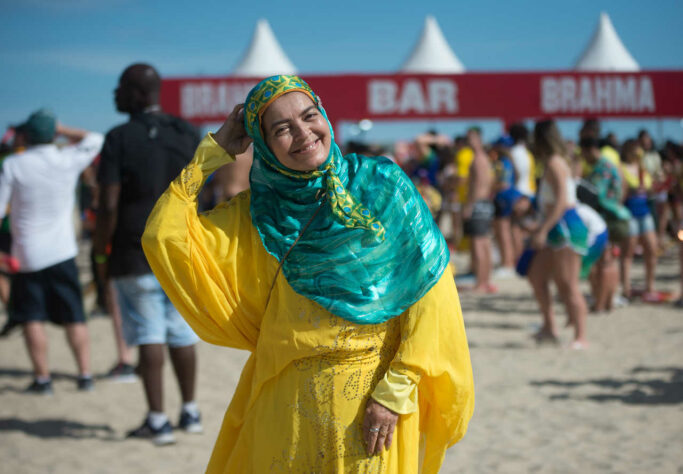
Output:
[{"xmin": 362, "ymin": 398, "xmax": 399, "ymax": 456}]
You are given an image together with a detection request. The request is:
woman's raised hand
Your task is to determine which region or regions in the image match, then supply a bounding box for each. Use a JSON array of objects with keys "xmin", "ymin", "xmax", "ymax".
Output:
[
  {"xmin": 214, "ymin": 104, "xmax": 252, "ymax": 157},
  {"xmin": 362, "ymin": 398, "xmax": 399, "ymax": 456}
]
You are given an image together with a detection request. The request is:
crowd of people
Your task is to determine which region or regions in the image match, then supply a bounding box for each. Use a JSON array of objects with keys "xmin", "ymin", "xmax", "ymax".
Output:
[
  {"xmin": 393, "ymin": 117, "xmax": 683, "ymax": 349},
  {"xmin": 0, "ymin": 65, "xmax": 204, "ymax": 446},
  {"xmin": 0, "ymin": 65, "xmax": 681, "ymax": 470}
]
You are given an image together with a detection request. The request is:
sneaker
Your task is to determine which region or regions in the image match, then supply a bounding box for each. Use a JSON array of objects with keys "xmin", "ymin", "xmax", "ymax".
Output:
[
  {"xmin": 127, "ymin": 418, "xmax": 176, "ymax": 446},
  {"xmin": 25, "ymin": 379, "xmax": 53, "ymax": 395},
  {"xmin": 613, "ymin": 294, "xmax": 629, "ymax": 308},
  {"xmin": 0, "ymin": 318, "xmax": 20, "ymax": 338},
  {"xmin": 106, "ymin": 362, "xmax": 137, "ymax": 383},
  {"xmin": 77, "ymin": 375, "xmax": 94, "ymax": 392},
  {"xmin": 178, "ymin": 410, "xmax": 203, "ymax": 434},
  {"xmin": 493, "ymin": 266, "xmax": 516, "ymax": 280}
]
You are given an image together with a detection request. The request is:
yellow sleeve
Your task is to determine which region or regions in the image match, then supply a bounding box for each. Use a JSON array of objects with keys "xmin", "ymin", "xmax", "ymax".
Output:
[
  {"xmin": 371, "ymin": 367, "xmax": 418, "ymax": 415},
  {"xmin": 142, "ymin": 134, "xmax": 268, "ymax": 351},
  {"xmin": 386, "ymin": 270, "xmax": 475, "ymax": 471},
  {"xmin": 601, "ymin": 146, "xmax": 621, "ymax": 167}
]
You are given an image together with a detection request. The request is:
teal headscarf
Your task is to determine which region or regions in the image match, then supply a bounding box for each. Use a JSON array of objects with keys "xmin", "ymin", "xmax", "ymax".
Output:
[{"xmin": 245, "ymin": 75, "xmax": 449, "ymax": 324}]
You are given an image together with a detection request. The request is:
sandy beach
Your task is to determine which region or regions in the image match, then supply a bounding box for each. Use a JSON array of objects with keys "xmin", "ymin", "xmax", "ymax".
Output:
[{"xmin": 1, "ymin": 245, "xmax": 681, "ymax": 473}]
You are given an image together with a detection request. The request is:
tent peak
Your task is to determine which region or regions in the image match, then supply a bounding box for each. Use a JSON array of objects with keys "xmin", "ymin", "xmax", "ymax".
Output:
[
  {"xmin": 574, "ymin": 12, "xmax": 639, "ymax": 72},
  {"xmin": 400, "ymin": 15, "xmax": 465, "ymax": 74},
  {"xmin": 232, "ymin": 18, "xmax": 297, "ymax": 78}
]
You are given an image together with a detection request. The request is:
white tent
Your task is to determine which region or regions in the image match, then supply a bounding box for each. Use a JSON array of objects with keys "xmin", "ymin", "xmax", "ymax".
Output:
[
  {"xmin": 574, "ymin": 12, "xmax": 639, "ymax": 71},
  {"xmin": 400, "ymin": 15, "xmax": 465, "ymax": 74},
  {"xmin": 232, "ymin": 19, "xmax": 297, "ymax": 77}
]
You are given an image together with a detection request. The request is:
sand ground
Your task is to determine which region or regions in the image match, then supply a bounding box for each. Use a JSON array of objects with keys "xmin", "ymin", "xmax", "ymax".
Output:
[{"xmin": 1, "ymin": 244, "xmax": 681, "ymax": 473}]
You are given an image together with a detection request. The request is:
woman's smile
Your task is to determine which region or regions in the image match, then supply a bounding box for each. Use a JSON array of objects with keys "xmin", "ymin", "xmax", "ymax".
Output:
[
  {"xmin": 262, "ymin": 91, "xmax": 331, "ymax": 172},
  {"xmin": 292, "ymin": 138, "xmax": 321, "ymax": 155}
]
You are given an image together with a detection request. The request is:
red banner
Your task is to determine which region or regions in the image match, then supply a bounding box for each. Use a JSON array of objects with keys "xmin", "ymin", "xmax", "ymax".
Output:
[{"xmin": 161, "ymin": 71, "xmax": 683, "ymax": 126}]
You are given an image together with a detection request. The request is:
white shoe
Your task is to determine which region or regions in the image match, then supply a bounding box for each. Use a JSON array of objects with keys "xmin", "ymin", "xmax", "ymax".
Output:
[
  {"xmin": 494, "ymin": 267, "xmax": 516, "ymax": 279},
  {"xmin": 612, "ymin": 294, "xmax": 629, "ymax": 308}
]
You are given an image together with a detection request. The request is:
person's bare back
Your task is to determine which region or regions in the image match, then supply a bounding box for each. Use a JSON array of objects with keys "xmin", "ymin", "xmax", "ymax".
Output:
[
  {"xmin": 466, "ymin": 129, "xmax": 493, "ymax": 203},
  {"xmin": 469, "ymin": 149, "xmax": 493, "ymax": 202}
]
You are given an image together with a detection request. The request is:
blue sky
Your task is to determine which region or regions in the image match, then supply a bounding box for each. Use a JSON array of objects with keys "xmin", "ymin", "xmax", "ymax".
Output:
[{"xmin": 1, "ymin": 0, "xmax": 682, "ymax": 144}]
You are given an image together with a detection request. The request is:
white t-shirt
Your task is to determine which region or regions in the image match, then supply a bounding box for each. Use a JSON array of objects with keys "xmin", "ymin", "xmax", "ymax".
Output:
[
  {"xmin": 576, "ymin": 203, "xmax": 607, "ymax": 247},
  {"xmin": 0, "ymin": 133, "xmax": 104, "ymax": 272},
  {"xmin": 510, "ymin": 143, "xmax": 535, "ymax": 196}
]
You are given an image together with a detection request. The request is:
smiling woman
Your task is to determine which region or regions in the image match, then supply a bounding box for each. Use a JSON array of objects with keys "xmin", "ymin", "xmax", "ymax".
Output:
[
  {"xmin": 261, "ymin": 92, "xmax": 331, "ymax": 171},
  {"xmin": 141, "ymin": 75, "xmax": 474, "ymax": 473}
]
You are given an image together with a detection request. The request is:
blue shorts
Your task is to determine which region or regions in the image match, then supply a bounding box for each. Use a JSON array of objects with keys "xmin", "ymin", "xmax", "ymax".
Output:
[
  {"xmin": 628, "ymin": 213, "xmax": 655, "ymax": 237},
  {"xmin": 581, "ymin": 230, "xmax": 608, "ymax": 279},
  {"xmin": 515, "ymin": 247, "xmax": 536, "ymax": 277},
  {"xmin": 114, "ymin": 273, "xmax": 199, "ymax": 347}
]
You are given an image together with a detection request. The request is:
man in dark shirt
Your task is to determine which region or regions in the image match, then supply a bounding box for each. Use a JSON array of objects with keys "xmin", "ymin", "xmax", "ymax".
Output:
[{"xmin": 94, "ymin": 63, "xmax": 202, "ymax": 446}]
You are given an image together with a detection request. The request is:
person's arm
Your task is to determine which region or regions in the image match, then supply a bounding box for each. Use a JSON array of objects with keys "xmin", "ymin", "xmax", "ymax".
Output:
[
  {"xmin": 364, "ymin": 269, "xmax": 475, "ymax": 466},
  {"xmin": 142, "ymin": 104, "xmax": 263, "ymax": 349},
  {"xmin": 512, "ymin": 208, "xmax": 541, "ymax": 233},
  {"xmin": 517, "ymin": 217, "xmax": 541, "ymax": 233},
  {"xmin": 493, "ymin": 179, "xmax": 509, "ymax": 193},
  {"xmin": 463, "ymin": 158, "xmax": 478, "ymax": 218},
  {"xmin": 641, "ymin": 167, "xmax": 655, "ymax": 197},
  {"xmin": 56, "ymin": 124, "xmax": 88, "ymax": 144},
  {"xmin": 93, "ymin": 129, "xmax": 121, "ymax": 290},
  {"xmin": 57, "ymin": 124, "xmax": 105, "ymax": 171},
  {"xmin": 532, "ymin": 156, "xmax": 567, "ymax": 248},
  {"xmin": 0, "ymin": 164, "xmax": 13, "ymax": 220},
  {"xmin": 591, "ymin": 166, "xmax": 632, "ymax": 221},
  {"xmin": 92, "ymin": 183, "xmax": 120, "ymax": 285},
  {"xmin": 619, "ymin": 165, "xmax": 629, "ymax": 202},
  {"xmin": 414, "ymin": 134, "xmax": 451, "ymax": 159},
  {"xmin": 650, "ymin": 151, "xmax": 663, "ymax": 182}
]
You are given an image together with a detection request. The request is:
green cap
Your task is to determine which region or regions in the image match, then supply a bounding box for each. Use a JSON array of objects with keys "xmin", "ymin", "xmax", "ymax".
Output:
[{"xmin": 19, "ymin": 109, "xmax": 56, "ymax": 144}]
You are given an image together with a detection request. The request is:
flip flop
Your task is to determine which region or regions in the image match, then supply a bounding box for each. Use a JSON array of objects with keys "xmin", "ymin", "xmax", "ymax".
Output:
[
  {"xmin": 569, "ymin": 340, "xmax": 588, "ymax": 350},
  {"xmin": 641, "ymin": 291, "xmax": 675, "ymax": 303}
]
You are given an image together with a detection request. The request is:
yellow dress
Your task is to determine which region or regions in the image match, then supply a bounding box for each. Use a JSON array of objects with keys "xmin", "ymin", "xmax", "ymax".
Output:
[{"xmin": 142, "ymin": 135, "xmax": 475, "ymax": 473}]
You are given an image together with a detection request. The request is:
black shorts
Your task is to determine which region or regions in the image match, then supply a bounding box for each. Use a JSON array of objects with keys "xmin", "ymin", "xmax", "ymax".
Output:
[
  {"xmin": 464, "ymin": 200, "xmax": 494, "ymax": 237},
  {"xmin": 0, "ymin": 231, "xmax": 11, "ymax": 254},
  {"xmin": 9, "ymin": 258, "xmax": 85, "ymax": 325},
  {"xmin": 493, "ymin": 198, "xmax": 508, "ymax": 218}
]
